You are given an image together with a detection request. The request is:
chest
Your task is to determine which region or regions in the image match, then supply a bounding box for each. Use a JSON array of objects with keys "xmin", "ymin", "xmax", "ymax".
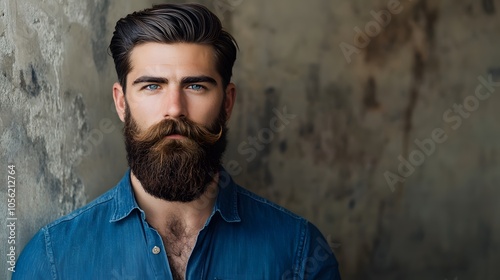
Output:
[{"xmin": 161, "ymin": 231, "xmax": 198, "ymax": 280}]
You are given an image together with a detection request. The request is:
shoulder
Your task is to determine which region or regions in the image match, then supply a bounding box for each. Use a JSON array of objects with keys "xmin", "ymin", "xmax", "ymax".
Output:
[
  {"xmin": 231, "ymin": 185, "xmax": 341, "ymax": 278},
  {"xmin": 13, "ymin": 228, "xmax": 51, "ymax": 279},
  {"xmin": 23, "ymin": 184, "xmax": 118, "ymax": 253},
  {"xmin": 233, "ymin": 185, "xmax": 335, "ymax": 242},
  {"xmin": 234, "ymin": 184, "xmax": 304, "ymax": 222},
  {"xmin": 231, "ymin": 184, "xmax": 317, "ymax": 242},
  {"xmin": 13, "ymin": 186, "xmax": 117, "ymax": 278},
  {"xmin": 46, "ymin": 185, "xmax": 116, "ymax": 230}
]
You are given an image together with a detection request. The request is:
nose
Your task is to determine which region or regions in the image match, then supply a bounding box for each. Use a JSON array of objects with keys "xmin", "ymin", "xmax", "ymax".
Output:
[{"xmin": 163, "ymin": 87, "xmax": 186, "ymax": 119}]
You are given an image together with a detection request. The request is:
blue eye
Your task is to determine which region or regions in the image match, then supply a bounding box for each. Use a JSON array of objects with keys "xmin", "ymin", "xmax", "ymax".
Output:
[
  {"xmin": 145, "ymin": 84, "xmax": 160, "ymax": 91},
  {"xmin": 188, "ymin": 84, "xmax": 204, "ymax": 91}
]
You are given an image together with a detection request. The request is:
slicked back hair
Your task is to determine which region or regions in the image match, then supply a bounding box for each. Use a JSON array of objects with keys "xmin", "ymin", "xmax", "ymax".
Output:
[{"xmin": 109, "ymin": 3, "xmax": 238, "ymax": 93}]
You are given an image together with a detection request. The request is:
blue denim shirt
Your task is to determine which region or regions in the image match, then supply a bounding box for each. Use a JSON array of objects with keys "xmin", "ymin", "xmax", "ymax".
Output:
[{"xmin": 14, "ymin": 169, "xmax": 340, "ymax": 279}]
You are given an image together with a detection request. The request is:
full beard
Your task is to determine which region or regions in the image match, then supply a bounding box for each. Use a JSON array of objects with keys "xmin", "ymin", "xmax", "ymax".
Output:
[{"xmin": 123, "ymin": 105, "xmax": 228, "ymax": 202}]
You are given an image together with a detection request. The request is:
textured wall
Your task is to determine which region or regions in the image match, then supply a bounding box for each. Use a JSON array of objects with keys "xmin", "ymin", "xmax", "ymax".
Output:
[
  {"xmin": 1, "ymin": 0, "xmax": 499, "ymax": 279},
  {"xmin": 225, "ymin": 0, "xmax": 500, "ymax": 279},
  {"xmin": 0, "ymin": 1, "xmax": 161, "ymax": 279}
]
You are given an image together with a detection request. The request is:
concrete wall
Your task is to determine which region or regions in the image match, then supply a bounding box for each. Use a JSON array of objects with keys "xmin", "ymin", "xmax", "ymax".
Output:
[
  {"xmin": 1, "ymin": 0, "xmax": 499, "ymax": 279},
  {"xmin": 226, "ymin": 0, "xmax": 500, "ymax": 279},
  {"xmin": 0, "ymin": 1, "xmax": 163, "ymax": 278}
]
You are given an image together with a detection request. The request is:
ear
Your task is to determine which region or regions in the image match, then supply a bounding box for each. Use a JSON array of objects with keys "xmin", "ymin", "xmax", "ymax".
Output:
[
  {"xmin": 113, "ymin": 82, "xmax": 126, "ymax": 122},
  {"xmin": 224, "ymin": 83, "xmax": 236, "ymax": 120}
]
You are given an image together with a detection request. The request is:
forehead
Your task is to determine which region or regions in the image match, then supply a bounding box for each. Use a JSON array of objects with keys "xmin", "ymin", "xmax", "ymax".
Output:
[{"xmin": 127, "ymin": 42, "xmax": 219, "ymax": 81}]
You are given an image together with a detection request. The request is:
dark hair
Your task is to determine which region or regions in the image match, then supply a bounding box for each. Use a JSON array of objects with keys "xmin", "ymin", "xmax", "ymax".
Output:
[{"xmin": 109, "ymin": 3, "xmax": 238, "ymax": 93}]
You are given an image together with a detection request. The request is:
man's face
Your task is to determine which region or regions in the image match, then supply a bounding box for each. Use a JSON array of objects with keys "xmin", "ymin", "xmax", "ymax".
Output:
[
  {"xmin": 122, "ymin": 42, "xmax": 230, "ymax": 130},
  {"xmin": 113, "ymin": 42, "xmax": 236, "ymax": 202}
]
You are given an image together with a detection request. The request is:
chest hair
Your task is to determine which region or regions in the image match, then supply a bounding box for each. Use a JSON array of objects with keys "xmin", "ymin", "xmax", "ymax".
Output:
[{"xmin": 161, "ymin": 219, "xmax": 198, "ymax": 280}]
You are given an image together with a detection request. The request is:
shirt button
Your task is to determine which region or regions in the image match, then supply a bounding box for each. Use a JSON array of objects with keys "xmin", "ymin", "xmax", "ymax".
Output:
[{"xmin": 152, "ymin": 246, "xmax": 161, "ymax": 254}]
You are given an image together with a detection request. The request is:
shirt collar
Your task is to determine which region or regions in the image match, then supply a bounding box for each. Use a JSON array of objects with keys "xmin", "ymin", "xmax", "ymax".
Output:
[
  {"xmin": 110, "ymin": 168, "xmax": 241, "ymax": 223},
  {"xmin": 110, "ymin": 169, "xmax": 142, "ymax": 223},
  {"xmin": 212, "ymin": 168, "xmax": 241, "ymax": 223}
]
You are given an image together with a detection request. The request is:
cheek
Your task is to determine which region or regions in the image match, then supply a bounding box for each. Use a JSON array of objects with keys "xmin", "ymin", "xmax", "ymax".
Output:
[
  {"xmin": 128, "ymin": 102, "xmax": 163, "ymax": 129},
  {"xmin": 188, "ymin": 98, "xmax": 223, "ymax": 124}
]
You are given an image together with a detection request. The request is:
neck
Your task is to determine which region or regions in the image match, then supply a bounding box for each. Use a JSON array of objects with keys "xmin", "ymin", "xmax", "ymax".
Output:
[{"xmin": 130, "ymin": 171, "xmax": 219, "ymax": 235}]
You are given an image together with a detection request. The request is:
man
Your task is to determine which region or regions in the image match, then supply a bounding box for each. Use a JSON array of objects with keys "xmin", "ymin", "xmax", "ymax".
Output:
[{"xmin": 14, "ymin": 4, "xmax": 341, "ymax": 279}]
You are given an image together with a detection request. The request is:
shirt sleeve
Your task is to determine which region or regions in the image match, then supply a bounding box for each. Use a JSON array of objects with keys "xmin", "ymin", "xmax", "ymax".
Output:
[
  {"xmin": 12, "ymin": 228, "xmax": 55, "ymax": 280},
  {"xmin": 298, "ymin": 222, "xmax": 342, "ymax": 280}
]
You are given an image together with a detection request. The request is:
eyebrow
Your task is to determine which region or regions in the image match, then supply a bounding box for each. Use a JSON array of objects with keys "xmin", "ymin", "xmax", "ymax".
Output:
[
  {"xmin": 132, "ymin": 75, "xmax": 218, "ymax": 86},
  {"xmin": 132, "ymin": 76, "xmax": 168, "ymax": 85},
  {"xmin": 181, "ymin": 76, "xmax": 218, "ymax": 86}
]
